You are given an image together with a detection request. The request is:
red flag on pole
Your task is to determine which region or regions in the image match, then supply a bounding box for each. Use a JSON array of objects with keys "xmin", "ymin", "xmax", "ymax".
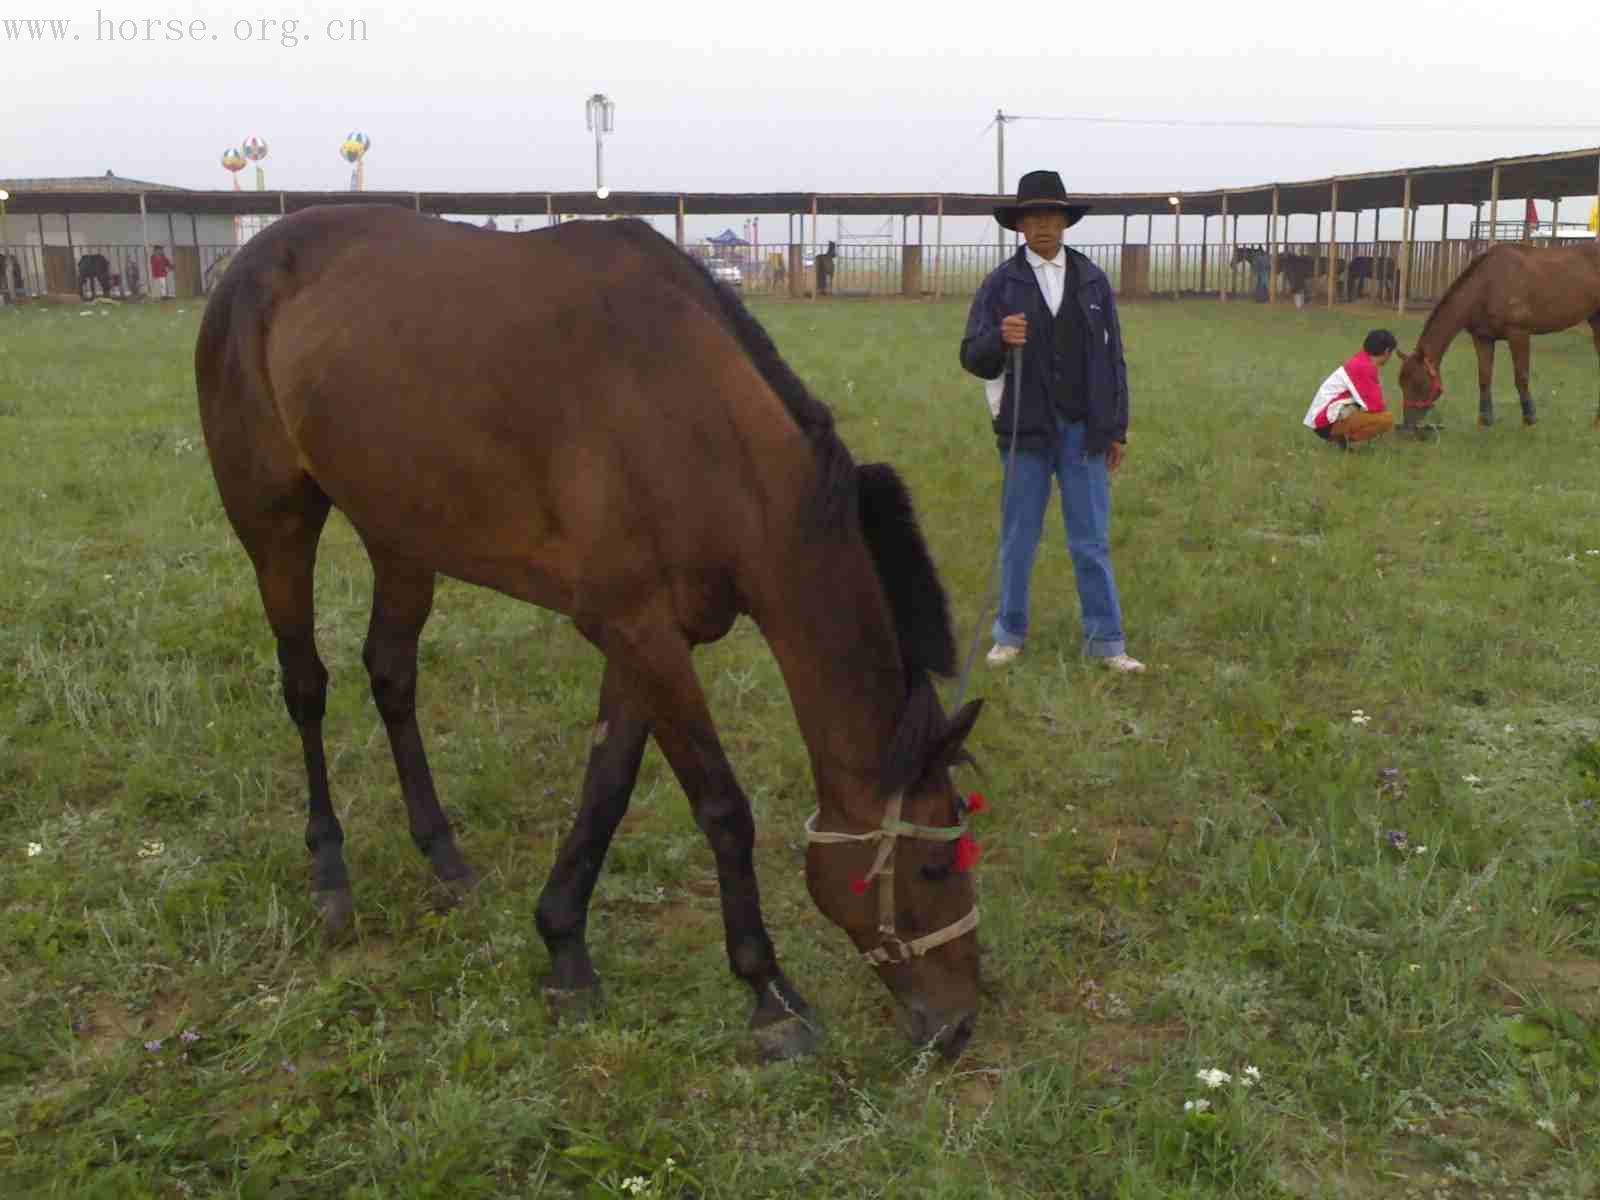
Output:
[{"xmin": 1525, "ymin": 198, "xmax": 1540, "ymax": 233}]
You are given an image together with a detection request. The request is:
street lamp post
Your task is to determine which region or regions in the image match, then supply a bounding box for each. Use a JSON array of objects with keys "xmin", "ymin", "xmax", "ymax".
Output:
[{"xmin": 585, "ymin": 93, "xmax": 616, "ymax": 198}]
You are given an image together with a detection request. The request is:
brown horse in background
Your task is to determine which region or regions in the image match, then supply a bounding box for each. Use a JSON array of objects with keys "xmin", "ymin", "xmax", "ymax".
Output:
[
  {"xmin": 1398, "ymin": 242, "xmax": 1600, "ymax": 429},
  {"xmin": 195, "ymin": 206, "xmax": 984, "ymax": 1060}
]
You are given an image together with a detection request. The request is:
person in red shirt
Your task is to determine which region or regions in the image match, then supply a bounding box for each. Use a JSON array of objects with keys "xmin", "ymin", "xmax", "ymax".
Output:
[
  {"xmin": 1302, "ymin": 329, "xmax": 1397, "ymax": 448},
  {"xmin": 149, "ymin": 244, "xmax": 174, "ymax": 299}
]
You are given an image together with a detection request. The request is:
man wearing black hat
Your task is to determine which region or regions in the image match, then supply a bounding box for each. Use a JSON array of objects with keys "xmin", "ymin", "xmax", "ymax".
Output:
[{"xmin": 959, "ymin": 170, "xmax": 1143, "ymax": 672}]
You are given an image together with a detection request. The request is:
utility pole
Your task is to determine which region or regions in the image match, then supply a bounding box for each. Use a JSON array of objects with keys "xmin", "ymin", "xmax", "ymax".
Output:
[{"xmin": 995, "ymin": 109, "xmax": 1009, "ymax": 260}]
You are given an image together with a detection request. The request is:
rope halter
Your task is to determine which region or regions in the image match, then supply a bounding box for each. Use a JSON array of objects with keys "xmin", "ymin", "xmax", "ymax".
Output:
[{"xmin": 804, "ymin": 791, "xmax": 983, "ymax": 967}]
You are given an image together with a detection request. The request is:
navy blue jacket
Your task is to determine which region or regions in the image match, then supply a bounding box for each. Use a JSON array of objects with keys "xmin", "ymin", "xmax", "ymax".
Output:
[{"xmin": 959, "ymin": 247, "xmax": 1130, "ymax": 455}]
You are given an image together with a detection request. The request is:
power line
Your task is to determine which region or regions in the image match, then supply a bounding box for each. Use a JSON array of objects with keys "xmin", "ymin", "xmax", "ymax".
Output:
[{"xmin": 1003, "ymin": 113, "xmax": 1600, "ymax": 134}]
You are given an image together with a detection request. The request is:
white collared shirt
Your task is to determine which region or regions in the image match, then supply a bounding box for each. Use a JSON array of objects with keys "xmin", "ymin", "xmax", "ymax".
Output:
[{"xmin": 1025, "ymin": 245, "xmax": 1067, "ymax": 315}]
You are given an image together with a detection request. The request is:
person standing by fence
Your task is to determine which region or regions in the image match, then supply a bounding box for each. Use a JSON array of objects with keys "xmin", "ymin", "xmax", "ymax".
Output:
[
  {"xmin": 149, "ymin": 244, "xmax": 174, "ymax": 299},
  {"xmin": 959, "ymin": 169, "xmax": 1144, "ymax": 673}
]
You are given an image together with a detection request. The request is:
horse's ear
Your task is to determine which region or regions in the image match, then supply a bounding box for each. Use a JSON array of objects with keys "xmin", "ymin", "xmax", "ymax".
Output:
[{"xmin": 928, "ymin": 699, "xmax": 983, "ymax": 772}]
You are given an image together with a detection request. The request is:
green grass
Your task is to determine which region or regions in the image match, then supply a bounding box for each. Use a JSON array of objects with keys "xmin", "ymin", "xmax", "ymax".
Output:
[{"xmin": 2, "ymin": 292, "xmax": 1599, "ymax": 1198}]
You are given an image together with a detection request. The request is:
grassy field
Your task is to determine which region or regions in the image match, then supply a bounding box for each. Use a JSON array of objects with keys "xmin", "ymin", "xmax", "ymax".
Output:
[{"xmin": 2, "ymin": 291, "xmax": 1599, "ymax": 1199}]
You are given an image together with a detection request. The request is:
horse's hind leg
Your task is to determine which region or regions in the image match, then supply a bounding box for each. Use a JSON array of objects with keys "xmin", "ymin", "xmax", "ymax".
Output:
[
  {"xmin": 1473, "ymin": 335, "xmax": 1497, "ymax": 427},
  {"xmin": 237, "ymin": 484, "xmax": 352, "ymax": 936},
  {"xmin": 1508, "ymin": 333, "xmax": 1536, "ymax": 425},
  {"xmin": 361, "ymin": 551, "xmax": 477, "ymax": 901},
  {"xmin": 535, "ymin": 660, "xmax": 651, "ymax": 1016}
]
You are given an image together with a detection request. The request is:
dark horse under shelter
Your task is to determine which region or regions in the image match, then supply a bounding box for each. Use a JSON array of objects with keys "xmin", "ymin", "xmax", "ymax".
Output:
[
  {"xmin": 78, "ymin": 253, "xmax": 113, "ymax": 300},
  {"xmin": 195, "ymin": 206, "xmax": 985, "ymax": 1059}
]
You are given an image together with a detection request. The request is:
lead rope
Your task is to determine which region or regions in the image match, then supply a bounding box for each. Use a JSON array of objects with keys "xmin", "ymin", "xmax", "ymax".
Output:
[{"xmin": 952, "ymin": 342, "xmax": 1024, "ymax": 712}]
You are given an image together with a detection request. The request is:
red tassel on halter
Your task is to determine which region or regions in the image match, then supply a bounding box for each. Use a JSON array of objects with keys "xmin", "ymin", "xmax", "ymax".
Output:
[
  {"xmin": 850, "ymin": 875, "xmax": 869, "ymax": 895},
  {"xmin": 964, "ymin": 791, "xmax": 988, "ymax": 815},
  {"xmin": 953, "ymin": 833, "xmax": 982, "ymax": 872}
]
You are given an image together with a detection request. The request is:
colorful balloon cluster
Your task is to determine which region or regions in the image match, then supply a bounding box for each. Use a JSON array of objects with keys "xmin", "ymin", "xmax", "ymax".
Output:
[
  {"xmin": 339, "ymin": 132, "xmax": 371, "ymax": 163},
  {"xmin": 241, "ymin": 136, "xmax": 268, "ymax": 162},
  {"xmin": 220, "ymin": 148, "xmax": 247, "ymax": 173}
]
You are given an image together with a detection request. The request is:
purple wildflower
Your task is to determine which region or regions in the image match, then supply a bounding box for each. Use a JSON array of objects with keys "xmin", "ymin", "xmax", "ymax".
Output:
[
  {"xmin": 1386, "ymin": 830, "xmax": 1409, "ymax": 852},
  {"xmin": 280, "ymin": 1059, "xmax": 297, "ymax": 1075},
  {"xmin": 180, "ymin": 1029, "xmax": 200, "ymax": 1044},
  {"xmin": 144, "ymin": 1039, "xmax": 162, "ymax": 1052}
]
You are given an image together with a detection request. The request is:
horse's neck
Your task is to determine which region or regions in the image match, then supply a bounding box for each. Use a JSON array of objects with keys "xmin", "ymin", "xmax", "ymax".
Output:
[
  {"xmin": 756, "ymin": 535, "xmax": 907, "ymax": 816},
  {"xmin": 1418, "ymin": 292, "xmax": 1472, "ymax": 360}
]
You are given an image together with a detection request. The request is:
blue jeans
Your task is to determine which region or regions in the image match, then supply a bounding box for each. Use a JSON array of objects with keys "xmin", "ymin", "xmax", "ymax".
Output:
[{"xmin": 992, "ymin": 419, "xmax": 1126, "ymax": 657}]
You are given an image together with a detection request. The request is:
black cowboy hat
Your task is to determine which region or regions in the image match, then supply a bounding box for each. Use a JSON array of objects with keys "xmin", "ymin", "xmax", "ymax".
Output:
[{"xmin": 994, "ymin": 170, "xmax": 1092, "ymax": 231}]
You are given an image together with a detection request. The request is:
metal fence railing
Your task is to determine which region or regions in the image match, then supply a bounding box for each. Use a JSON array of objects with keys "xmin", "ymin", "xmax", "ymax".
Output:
[
  {"xmin": 0, "ymin": 242, "xmax": 239, "ymax": 301},
  {"xmin": 4, "ymin": 233, "xmax": 1566, "ymax": 308}
]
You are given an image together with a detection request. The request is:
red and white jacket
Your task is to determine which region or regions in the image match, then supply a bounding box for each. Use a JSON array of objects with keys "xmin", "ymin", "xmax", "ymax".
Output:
[{"xmin": 1303, "ymin": 350, "xmax": 1387, "ymax": 430}]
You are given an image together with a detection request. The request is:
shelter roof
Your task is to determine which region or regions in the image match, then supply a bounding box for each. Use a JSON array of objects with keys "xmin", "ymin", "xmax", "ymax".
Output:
[{"xmin": 3, "ymin": 146, "xmax": 1596, "ymax": 220}]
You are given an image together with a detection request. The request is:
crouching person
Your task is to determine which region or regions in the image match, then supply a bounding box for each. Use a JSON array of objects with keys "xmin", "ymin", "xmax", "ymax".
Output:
[{"xmin": 1304, "ymin": 329, "xmax": 1397, "ymax": 448}]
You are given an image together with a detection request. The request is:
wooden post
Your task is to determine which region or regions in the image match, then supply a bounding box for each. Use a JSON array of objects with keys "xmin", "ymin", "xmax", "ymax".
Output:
[
  {"xmin": 137, "ymin": 194, "xmax": 153, "ymax": 300},
  {"xmin": 1489, "ymin": 163, "xmax": 1501, "ymax": 244},
  {"xmin": 1171, "ymin": 196, "xmax": 1181, "ymax": 299},
  {"xmin": 1437, "ymin": 203, "xmax": 1450, "ymax": 296},
  {"xmin": 1219, "ymin": 192, "xmax": 1230, "ymax": 302},
  {"xmin": 546, "ymin": 194, "xmax": 554, "ymax": 228},
  {"xmin": 1397, "ymin": 175, "xmax": 1414, "ymax": 315},
  {"xmin": 63, "ymin": 211, "xmax": 74, "ymax": 266},
  {"xmin": 413, "ymin": 193, "xmax": 421, "ymax": 212},
  {"xmin": 934, "ymin": 195, "xmax": 945, "ymax": 299},
  {"xmin": 675, "ymin": 195, "xmax": 685, "ymax": 246},
  {"xmin": 1268, "ymin": 186, "xmax": 1280, "ymax": 303},
  {"xmin": 1327, "ymin": 180, "xmax": 1338, "ymax": 308},
  {"xmin": 810, "ymin": 195, "xmax": 818, "ymax": 301},
  {"xmin": 1200, "ymin": 211, "xmax": 1209, "ymax": 295},
  {"xmin": 1551, "ymin": 197, "xmax": 1560, "ymax": 243}
]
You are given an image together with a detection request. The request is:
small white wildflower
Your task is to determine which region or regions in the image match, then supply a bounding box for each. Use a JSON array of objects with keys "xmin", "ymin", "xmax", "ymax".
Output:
[
  {"xmin": 1504, "ymin": 724, "xmax": 1516, "ymax": 733},
  {"xmin": 27, "ymin": 842, "xmax": 43, "ymax": 858},
  {"xmin": 1409, "ymin": 964, "xmax": 1422, "ymax": 973},
  {"xmin": 137, "ymin": 840, "xmax": 165, "ymax": 858},
  {"xmin": 1184, "ymin": 1099, "xmax": 1211, "ymax": 1113},
  {"xmin": 1562, "ymin": 553, "xmax": 1577, "ymax": 562},
  {"xmin": 1462, "ymin": 774, "xmax": 1482, "ymax": 785},
  {"xmin": 1414, "ymin": 845, "xmax": 1428, "ymax": 856},
  {"xmin": 1197, "ymin": 1068, "xmax": 1232, "ymax": 1089},
  {"xmin": 620, "ymin": 1178, "xmax": 648, "ymax": 1196},
  {"xmin": 1588, "ymin": 550, "xmax": 1600, "ymax": 557},
  {"xmin": 1242, "ymin": 1065, "xmax": 1261, "ymax": 1085},
  {"xmin": 1536, "ymin": 1117, "xmax": 1557, "ymax": 1135},
  {"xmin": 1350, "ymin": 710, "xmax": 1372, "ymax": 726},
  {"xmin": 664, "ymin": 1158, "xmax": 676, "ymax": 1170}
]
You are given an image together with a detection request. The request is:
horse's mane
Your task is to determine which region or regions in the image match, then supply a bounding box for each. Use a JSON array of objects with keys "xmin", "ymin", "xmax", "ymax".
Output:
[
  {"xmin": 855, "ymin": 462, "xmax": 957, "ymax": 680},
  {"xmin": 1422, "ymin": 250, "xmax": 1494, "ymax": 339},
  {"xmin": 607, "ymin": 220, "xmax": 856, "ymax": 531}
]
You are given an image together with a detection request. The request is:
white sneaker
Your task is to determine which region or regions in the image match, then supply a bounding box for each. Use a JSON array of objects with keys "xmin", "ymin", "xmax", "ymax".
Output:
[
  {"xmin": 1100, "ymin": 653, "xmax": 1146, "ymax": 673},
  {"xmin": 986, "ymin": 643, "xmax": 1021, "ymax": 666}
]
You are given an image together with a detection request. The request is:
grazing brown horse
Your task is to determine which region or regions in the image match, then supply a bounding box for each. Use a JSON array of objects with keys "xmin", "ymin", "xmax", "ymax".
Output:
[
  {"xmin": 1398, "ymin": 242, "xmax": 1600, "ymax": 429},
  {"xmin": 195, "ymin": 205, "xmax": 984, "ymax": 1059}
]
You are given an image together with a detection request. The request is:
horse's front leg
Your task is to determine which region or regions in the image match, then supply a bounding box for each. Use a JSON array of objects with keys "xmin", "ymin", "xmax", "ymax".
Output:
[
  {"xmin": 1588, "ymin": 316, "xmax": 1600, "ymax": 430},
  {"xmin": 1473, "ymin": 335, "xmax": 1497, "ymax": 427},
  {"xmin": 535, "ymin": 660, "xmax": 651, "ymax": 1019},
  {"xmin": 598, "ymin": 618, "xmax": 819, "ymax": 1060},
  {"xmin": 1508, "ymin": 333, "xmax": 1536, "ymax": 425}
]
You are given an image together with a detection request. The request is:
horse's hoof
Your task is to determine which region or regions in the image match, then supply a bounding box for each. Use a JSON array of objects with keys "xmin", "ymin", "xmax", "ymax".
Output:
[
  {"xmin": 750, "ymin": 1014, "xmax": 822, "ymax": 1062},
  {"xmin": 1476, "ymin": 416, "xmax": 1492, "ymax": 428},
  {"xmin": 1522, "ymin": 416, "xmax": 1537, "ymax": 427},
  {"xmin": 315, "ymin": 887, "xmax": 355, "ymax": 945},
  {"xmin": 432, "ymin": 866, "xmax": 482, "ymax": 911},
  {"xmin": 542, "ymin": 979, "xmax": 604, "ymax": 1025}
]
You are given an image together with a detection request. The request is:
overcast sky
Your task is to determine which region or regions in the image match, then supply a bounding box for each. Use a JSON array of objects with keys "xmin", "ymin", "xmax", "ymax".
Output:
[{"xmin": 7, "ymin": 0, "xmax": 1599, "ymax": 242}]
